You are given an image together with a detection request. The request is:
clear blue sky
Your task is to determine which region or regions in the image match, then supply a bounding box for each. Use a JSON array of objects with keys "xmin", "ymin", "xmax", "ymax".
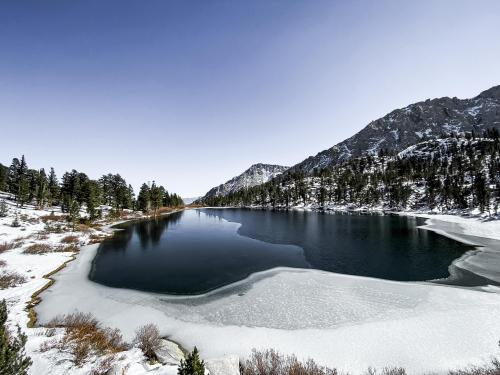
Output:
[{"xmin": 1, "ymin": 0, "xmax": 500, "ymax": 197}]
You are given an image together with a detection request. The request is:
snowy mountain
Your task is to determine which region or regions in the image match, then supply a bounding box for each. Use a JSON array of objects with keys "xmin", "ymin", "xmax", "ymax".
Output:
[
  {"xmin": 290, "ymin": 85, "xmax": 500, "ymax": 174},
  {"xmin": 182, "ymin": 197, "xmax": 201, "ymax": 205},
  {"xmin": 202, "ymin": 163, "xmax": 289, "ymax": 199},
  {"xmin": 202, "ymin": 135, "xmax": 500, "ymax": 213}
]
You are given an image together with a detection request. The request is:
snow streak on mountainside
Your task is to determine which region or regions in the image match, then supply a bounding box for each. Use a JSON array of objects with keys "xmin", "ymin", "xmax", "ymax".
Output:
[
  {"xmin": 202, "ymin": 164, "xmax": 289, "ymax": 199},
  {"xmin": 291, "ymin": 85, "xmax": 500, "ymax": 174}
]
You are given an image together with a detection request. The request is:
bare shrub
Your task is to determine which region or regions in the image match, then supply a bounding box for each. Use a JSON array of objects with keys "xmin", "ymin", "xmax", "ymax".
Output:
[
  {"xmin": 0, "ymin": 241, "xmax": 17, "ymax": 253},
  {"xmin": 36, "ymin": 233, "xmax": 49, "ymax": 240},
  {"xmin": 133, "ymin": 324, "xmax": 162, "ymax": 361},
  {"xmin": 88, "ymin": 233, "xmax": 108, "ymax": 244},
  {"xmin": 40, "ymin": 214, "xmax": 66, "ymax": 223},
  {"xmin": 0, "ymin": 271, "xmax": 26, "ymax": 289},
  {"xmin": 61, "ymin": 235, "xmax": 79, "ymax": 244},
  {"xmin": 240, "ymin": 349, "xmax": 338, "ymax": 375},
  {"xmin": 58, "ymin": 244, "xmax": 79, "ymax": 253},
  {"xmin": 0, "ymin": 260, "xmax": 6, "ymax": 268},
  {"xmin": 44, "ymin": 312, "xmax": 127, "ymax": 366},
  {"xmin": 366, "ymin": 368, "xmax": 407, "ymax": 375},
  {"xmin": 23, "ymin": 243, "xmax": 52, "ymax": 254},
  {"xmin": 448, "ymin": 358, "xmax": 500, "ymax": 375},
  {"xmin": 90, "ymin": 354, "xmax": 116, "ymax": 375}
]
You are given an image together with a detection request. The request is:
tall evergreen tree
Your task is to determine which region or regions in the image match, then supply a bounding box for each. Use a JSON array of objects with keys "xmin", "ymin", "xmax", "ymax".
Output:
[
  {"xmin": 0, "ymin": 300, "xmax": 32, "ymax": 374},
  {"xmin": 47, "ymin": 168, "xmax": 60, "ymax": 206},
  {"xmin": 137, "ymin": 183, "xmax": 151, "ymax": 213}
]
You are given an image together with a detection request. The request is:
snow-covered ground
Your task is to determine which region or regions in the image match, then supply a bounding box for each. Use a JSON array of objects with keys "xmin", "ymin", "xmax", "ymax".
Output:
[
  {"xmin": 0, "ymin": 194, "xmax": 192, "ymax": 375},
  {"xmin": 3, "ymin": 190, "xmax": 500, "ymax": 374},
  {"xmin": 33, "ymin": 209, "xmax": 500, "ymax": 374}
]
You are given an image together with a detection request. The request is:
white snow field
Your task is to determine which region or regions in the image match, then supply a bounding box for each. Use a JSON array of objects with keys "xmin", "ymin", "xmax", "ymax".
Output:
[{"xmin": 35, "ymin": 214, "xmax": 500, "ymax": 375}]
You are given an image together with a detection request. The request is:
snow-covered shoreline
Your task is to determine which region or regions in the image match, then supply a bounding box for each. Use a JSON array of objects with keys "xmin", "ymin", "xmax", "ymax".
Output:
[
  {"xmin": 32, "ymin": 209, "xmax": 500, "ymax": 374},
  {"xmin": 2, "ymin": 198, "xmax": 500, "ymax": 374}
]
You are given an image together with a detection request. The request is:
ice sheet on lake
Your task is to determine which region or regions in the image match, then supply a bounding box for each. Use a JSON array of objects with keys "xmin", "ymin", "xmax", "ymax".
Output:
[{"xmin": 36, "ymin": 234, "xmax": 500, "ymax": 374}]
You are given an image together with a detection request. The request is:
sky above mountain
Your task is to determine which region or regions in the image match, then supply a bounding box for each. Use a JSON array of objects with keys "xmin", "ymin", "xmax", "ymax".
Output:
[{"xmin": 1, "ymin": 0, "xmax": 500, "ymax": 197}]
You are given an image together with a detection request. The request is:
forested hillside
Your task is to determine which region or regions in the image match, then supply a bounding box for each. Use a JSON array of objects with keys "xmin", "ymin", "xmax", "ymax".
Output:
[
  {"xmin": 201, "ymin": 130, "xmax": 500, "ymax": 214},
  {"xmin": 289, "ymin": 85, "xmax": 500, "ymax": 174},
  {"xmin": 0, "ymin": 156, "xmax": 183, "ymax": 220}
]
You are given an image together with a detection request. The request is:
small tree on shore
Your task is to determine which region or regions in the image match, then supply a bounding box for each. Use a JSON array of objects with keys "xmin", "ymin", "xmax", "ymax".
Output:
[
  {"xmin": 0, "ymin": 299, "xmax": 32, "ymax": 374},
  {"xmin": 68, "ymin": 199, "xmax": 80, "ymax": 230},
  {"xmin": 0, "ymin": 200, "xmax": 8, "ymax": 218},
  {"xmin": 178, "ymin": 346, "xmax": 205, "ymax": 375}
]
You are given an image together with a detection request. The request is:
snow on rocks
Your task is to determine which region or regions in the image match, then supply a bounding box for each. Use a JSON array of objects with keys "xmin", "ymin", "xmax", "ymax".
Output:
[
  {"xmin": 205, "ymin": 355, "xmax": 240, "ymax": 375},
  {"xmin": 155, "ymin": 339, "xmax": 185, "ymax": 365}
]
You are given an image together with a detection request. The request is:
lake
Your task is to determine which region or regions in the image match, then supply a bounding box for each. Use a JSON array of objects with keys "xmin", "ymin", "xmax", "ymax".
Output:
[{"xmin": 89, "ymin": 208, "xmax": 473, "ymax": 295}]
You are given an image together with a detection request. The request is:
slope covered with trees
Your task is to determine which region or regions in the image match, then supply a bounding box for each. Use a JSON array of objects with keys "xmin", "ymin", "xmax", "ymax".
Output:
[
  {"xmin": 0, "ymin": 156, "xmax": 183, "ymax": 220},
  {"xmin": 201, "ymin": 130, "xmax": 500, "ymax": 214}
]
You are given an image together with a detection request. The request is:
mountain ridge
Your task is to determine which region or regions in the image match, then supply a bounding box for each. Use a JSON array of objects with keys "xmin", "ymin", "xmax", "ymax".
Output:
[
  {"xmin": 201, "ymin": 163, "xmax": 289, "ymax": 199},
  {"xmin": 288, "ymin": 85, "xmax": 500, "ymax": 174}
]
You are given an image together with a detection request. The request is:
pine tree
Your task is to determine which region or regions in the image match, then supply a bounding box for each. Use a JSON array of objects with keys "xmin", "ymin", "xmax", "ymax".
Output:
[
  {"xmin": 47, "ymin": 168, "xmax": 60, "ymax": 207},
  {"xmin": 7, "ymin": 158, "xmax": 20, "ymax": 197},
  {"xmin": 177, "ymin": 347, "xmax": 205, "ymax": 375},
  {"xmin": 85, "ymin": 181, "xmax": 101, "ymax": 221},
  {"xmin": 17, "ymin": 177, "xmax": 30, "ymax": 208},
  {"xmin": 0, "ymin": 200, "xmax": 8, "ymax": 218},
  {"xmin": 68, "ymin": 199, "xmax": 80, "ymax": 230},
  {"xmin": 0, "ymin": 164, "xmax": 7, "ymax": 192},
  {"xmin": 137, "ymin": 183, "xmax": 151, "ymax": 213},
  {"xmin": 0, "ymin": 300, "xmax": 32, "ymax": 374},
  {"xmin": 35, "ymin": 168, "xmax": 49, "ymax": 209},
  {"xmin": 149, "ymin": 182, "xmax": 163, "ymax": 216}
]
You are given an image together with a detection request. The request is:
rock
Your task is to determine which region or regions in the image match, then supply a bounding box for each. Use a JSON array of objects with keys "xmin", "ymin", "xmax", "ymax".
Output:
[
  {"xmin": 205, "ymin": 355, "xmax": 240, "ymax": 375},
  {"xmin": 155, "ymin": 339, "xmax": 185, "ymax": 365}
]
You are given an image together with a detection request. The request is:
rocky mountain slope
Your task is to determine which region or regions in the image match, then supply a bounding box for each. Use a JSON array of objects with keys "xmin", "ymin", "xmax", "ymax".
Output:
[
  {"xmin": 202, "ymin": 163, "xmax": 288, "ymax": 199},
  {"xmin": 290, "ymin": 85, "xmax": 500, "ymax": 174}
]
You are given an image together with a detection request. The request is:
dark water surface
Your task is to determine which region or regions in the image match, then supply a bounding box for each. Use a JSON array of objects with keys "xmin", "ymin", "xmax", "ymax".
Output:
[{"xmin": 89, "ymin": 209, "xmax": 473, "ymax": 294}]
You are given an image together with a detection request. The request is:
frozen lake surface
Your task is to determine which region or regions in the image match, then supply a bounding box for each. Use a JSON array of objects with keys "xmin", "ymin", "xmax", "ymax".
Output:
[{"xmin": 89, "ymin": 209, "xmax": 477, "ymax": 294}]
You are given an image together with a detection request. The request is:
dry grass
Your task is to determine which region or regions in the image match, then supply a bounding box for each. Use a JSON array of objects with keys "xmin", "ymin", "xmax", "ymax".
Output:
[
  {"xmin": 36, "ymin": 233, "xmax": 49, "ymax": 240},
  {"xmin": 133, "ymin": 324, "xmax": 162, "ymax": 361},
  {"xmin": 88, "ymin": 233, "xmax": 109, "ymax": 245},
  {"xmin": 40, "ymin": 213, "xmax": 67, "ymax": 223},
  {"xmin": 59, "ymin": 244, "xmax": 79, "ymax": 253},
  {"xmin": 43, "ymin": 312, "xmax": 128, "ymax": 366},
  {"xmin": 23, "ymin": 243, "xmax": 53, "ymax": 254},
  {"xmin": 0, "ymin": 270, "xmax": 26, "ymax": 289},
  {"xmin": 61, "ymin": 235, "xmax": 80, "ymax": 244},
  {"xmin": 448, "ymin": 358, "xmax": 500, "ymax": 375},
  {"xmin": 240, "ymin": 349, "xmax": 338, "ymax": 375},
  {"xmin": 0, "ymin": 241, "xmax": 17, "ymax": 253},
  {"xmin": 74, "ymin": 223, "xmax": 92, "ymax": 233}
]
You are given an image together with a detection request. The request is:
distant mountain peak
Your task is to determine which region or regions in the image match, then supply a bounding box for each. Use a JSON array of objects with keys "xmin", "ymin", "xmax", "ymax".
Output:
[
  {"xmin": 289, "ymin": 84, "xmax": 500, "ymax": 174},
  {"xmin": 201, "ymin": 163, "xmax": 289, "ymax": 199},
  {"xmin": 477, "ymin": 85, "xmax": 500, "ymax": 100}
]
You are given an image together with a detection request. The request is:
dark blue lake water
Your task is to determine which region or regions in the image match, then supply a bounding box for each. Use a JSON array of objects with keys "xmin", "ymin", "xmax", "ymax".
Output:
[{"xmin": 89, "ymin": 209, "xmax": 473, "ymax": 294}]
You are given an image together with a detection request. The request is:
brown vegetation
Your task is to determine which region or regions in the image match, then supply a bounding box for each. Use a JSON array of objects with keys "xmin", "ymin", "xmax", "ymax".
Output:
[
  {"xmin": 40, "ymin": 214, "xmax": 67, "ymax": 223},
  {"xmin": 448, "ymin": 358, "xmax": 500, "ymax": 375},
  {"xmin": 0, "ymin": 270, "xmax": 26, "ymax": 289},
  {"xmin": 0, "ymin": 238, "xmax": 24, "ymax": 253},
  {"xmin": 240, "ymin": 349, "xmax": 338, "ymax": 375},
  {"xmin": 88, "ymin": 233, "xmax": 109, "ymax": 245},
  {"xmin": 133, "ymin": 324, "xmax": 162, "ymax": 361},
  {"xmin": 59, "ymin": 244, "xmax": 79, "ymax": 253},
  {"xmin": 23, "ymin": 243, "xmax": 53, "ymax": 254},
  {"xmin": 61, "ymin": 235, "xmax": 79, "ymax": 244},
  {"xmin": 42, "ymin": 312, "xmax": 128, "ymax": 366}
]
